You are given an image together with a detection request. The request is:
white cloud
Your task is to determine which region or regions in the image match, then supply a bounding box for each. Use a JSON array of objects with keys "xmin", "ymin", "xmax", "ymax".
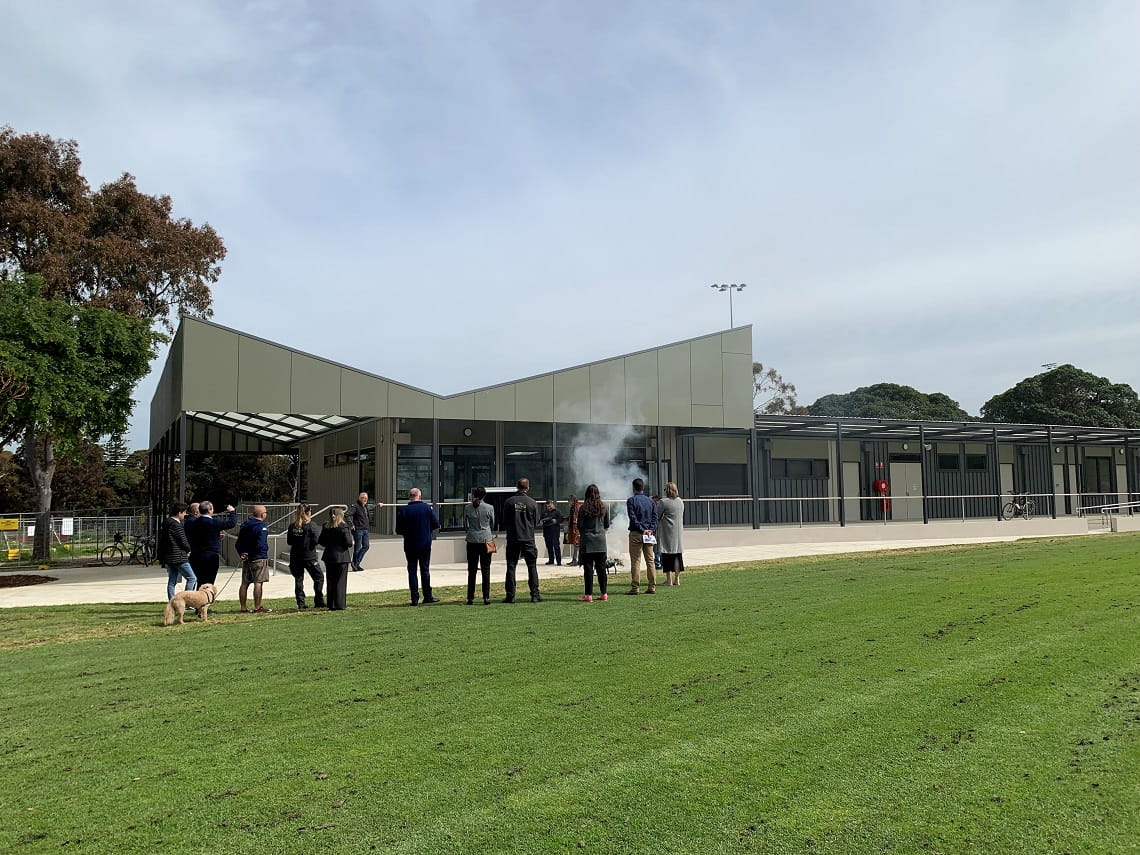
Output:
[{"xmin": 2, "ymin": 0, "xmax": 1138, "ymax": 446}]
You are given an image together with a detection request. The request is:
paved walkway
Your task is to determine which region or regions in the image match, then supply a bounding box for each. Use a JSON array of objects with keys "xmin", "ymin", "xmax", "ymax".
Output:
[{"xmin": 0, "ymin": 532, "xmax": 1074, "ymax": 608}]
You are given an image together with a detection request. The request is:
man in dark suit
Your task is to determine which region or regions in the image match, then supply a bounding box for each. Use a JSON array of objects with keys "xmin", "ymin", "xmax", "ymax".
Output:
[
  {"xmin": 395, "ymin": 487, "xmax": 441, "ymax": 605},
  {"xmin": 186, "ymin": 500, "xmax": 237, "ymax": 586}
]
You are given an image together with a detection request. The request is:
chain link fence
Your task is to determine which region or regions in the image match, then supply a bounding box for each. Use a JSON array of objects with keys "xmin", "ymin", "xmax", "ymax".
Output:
[{"xmin": 0, "ymin": 509, "xmax": 151, "ymax": 568}]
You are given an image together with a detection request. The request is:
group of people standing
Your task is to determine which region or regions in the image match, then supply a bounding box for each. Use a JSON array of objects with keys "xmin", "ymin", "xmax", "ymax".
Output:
[
  {"xmin": 459, "ymin": 476, "xmax": 685, "ymax": 605},
  {"xmin": 156, "ymin": 500, "xmax": 238, "ymax": 601},
  {"xmin": 160, "ymin": 477, "xmax": 685, "ymax": 612}
]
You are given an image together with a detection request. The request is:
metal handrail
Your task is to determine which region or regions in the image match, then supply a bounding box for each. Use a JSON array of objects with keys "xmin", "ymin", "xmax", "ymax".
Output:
[{"xmin": 1087, "ymin": 499, "xmax": 1140, "ymax": 519}]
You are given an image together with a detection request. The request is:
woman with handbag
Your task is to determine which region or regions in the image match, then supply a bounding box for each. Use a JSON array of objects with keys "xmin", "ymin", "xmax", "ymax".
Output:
[
  {"xmin": 318, "ymin": 506, "xmax": 354, "ymax": 610},
  {"xmin": 463, "ymin": 485, "xmax": 496, "ymax": 605},
  {"xmin": 577, "ymin": 484, "xmax": 611, "ymax": 602}
]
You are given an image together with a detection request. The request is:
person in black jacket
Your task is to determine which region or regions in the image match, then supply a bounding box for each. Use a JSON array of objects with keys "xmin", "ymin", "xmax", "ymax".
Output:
[
  {"xmin": 502, "ymin": 478, "xmax": 541, "ymax": 603},
  {"xmin": 185, "ymin": 500, "xmax": 237, "ymax": 586},
  {"xmin": 318, "ymin": 506, "xmax": 354, "ymax": 610},
  {"xmin": 287, "ymin": 504, "xmax": 325, "ymax": 609},
  {"xmin": 157, "ymin": 502, "xmax": 197, "ymax": 601},
  {"xmin": 577, "ymin": 484, "xmax": 611, "ymax": 602}
]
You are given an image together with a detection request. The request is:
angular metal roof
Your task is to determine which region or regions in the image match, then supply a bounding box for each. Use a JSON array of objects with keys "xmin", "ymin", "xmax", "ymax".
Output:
[{"xmin": 753, "ymin": 414, "xmax": 1140, "ymax": 446}]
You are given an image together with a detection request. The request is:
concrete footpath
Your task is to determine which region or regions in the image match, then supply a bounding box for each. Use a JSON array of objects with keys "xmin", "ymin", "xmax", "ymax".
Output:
[{"xmin": 0, "ymin": 531, "xmax": 1080, "ymax": 608}]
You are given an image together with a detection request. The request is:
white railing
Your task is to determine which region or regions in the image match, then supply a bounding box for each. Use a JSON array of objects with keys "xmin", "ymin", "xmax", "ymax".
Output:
[{"xmin": 1081, "ymin": 499, "xmax": 1140, "ymax": 528}]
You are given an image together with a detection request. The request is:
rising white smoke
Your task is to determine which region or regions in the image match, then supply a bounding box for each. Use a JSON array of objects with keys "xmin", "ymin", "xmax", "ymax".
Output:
[{"xmin": 567, "ymin": 424, "xmax": 650, "ymax": 558}]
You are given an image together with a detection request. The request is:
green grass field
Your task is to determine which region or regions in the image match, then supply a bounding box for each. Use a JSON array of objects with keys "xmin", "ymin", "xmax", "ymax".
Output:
[{"xmin": 2, "ymin": 535, "xmax": 1139, "ymax": 854}]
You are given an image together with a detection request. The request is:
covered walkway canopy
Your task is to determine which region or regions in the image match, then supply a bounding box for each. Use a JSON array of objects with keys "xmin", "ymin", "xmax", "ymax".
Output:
[{"xmin": 752, "ymin": 414, "xmax": 1140, "ymax": 446}]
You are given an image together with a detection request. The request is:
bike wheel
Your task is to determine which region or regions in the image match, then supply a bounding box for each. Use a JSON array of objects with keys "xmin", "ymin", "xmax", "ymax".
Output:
[
  {"xmin": 1023, "ymin": 500, "xmax": 1035, "ymax": 520},
  {"xmin": 1001, "ymin": 502, "xmax": 1015, "ymax": 520},
  {"xmin": 142, "ymin": 543, "xmax": 154, "ymax": 567},
  {"xmin": 99, "ymin": 545, "xmax": 124, "ymax": 567}
]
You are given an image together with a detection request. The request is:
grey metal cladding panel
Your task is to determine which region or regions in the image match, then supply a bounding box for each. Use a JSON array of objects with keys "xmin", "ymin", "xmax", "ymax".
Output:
[
  {"xmin": 515, "ymin": 376, "xmax": 554, "ymax": 422},
  {"xmin": 625, "ymin": 350, "xmax": 659, "ymax": 426},
  {"xmin": 149, "ymin": 339, "xmax": 178, "ymax": 448},
  {"xmin": 657, "ymin": 343, "xmax": 692, "ymax": 427},
  {"xmin": 589, "ymin": 359, "xmax": 626, "ymax": 424},
  {"xmin": 475, "ymin": 385, "xmax": 516, "ymax": 421},
  {"xmin": 291, "ymin": 353, "xmax": 342, "ymax": 415},
  {"xmin": 554, "ymin": 368, "xmax": 591, "ymax": 422},
  {"xmin": 341, "ymin": 371, "xmax": 389, "ymax": 417},
  {"xmin": 237, "ymin": 336, "xmax": 292, "ymax": 412},
  {"xmin": 690, "ymin": 336, "xmax": 723, "ymax": 406},
  {"xmin": 692, "ymin": 404, "xmax": 724, "ymax": 428},
  {"xmin": 721, "ymin": 352, "xmax": 754, "ymax": 428},
  {"xmin": 720, "ymin": 326, "xmax": 752, "ymax": 355},
  {"xmin": 181, "ymin": 320, "xmax": 239, "ymax": 412},
  {"xmin": 388, "ymin": 384, "xmax": 434, "ymax": 419},
  {"xmin": 434, "ymin": 394, "xmax": 475, "ymax": 421}
]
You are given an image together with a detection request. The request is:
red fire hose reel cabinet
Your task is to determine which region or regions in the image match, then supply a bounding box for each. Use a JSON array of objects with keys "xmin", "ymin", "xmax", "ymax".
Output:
[{"xmin": 872, "ymin": 479, "xmax": 891, "ymax": 513}]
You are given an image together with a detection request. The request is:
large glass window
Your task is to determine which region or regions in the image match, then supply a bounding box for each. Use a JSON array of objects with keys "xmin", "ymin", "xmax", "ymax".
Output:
[
  {"xmin": 396, "ymin": 444, "xmax": 432, "ymax": 502},
  {"xmin": 505, "ymin": 447, "xmax": 553, "ymax": 503},
  {"xmin": 696, "ymin": 463, "xmax": 749, "ymax": 495},
  {"xmin": 771, "ymin": 458, "xmax": 828, "ymax": 479},
  {"xmin": 1083, "ymin": 456, "xmax": 1113, "ymax": 494},
  {"xmin": 359, "ymin": 447, "xmax": 376, "ymax": 496},
  {"xmin": 440, "ymin": 445, "xmax": 496, "ymax": 528}
]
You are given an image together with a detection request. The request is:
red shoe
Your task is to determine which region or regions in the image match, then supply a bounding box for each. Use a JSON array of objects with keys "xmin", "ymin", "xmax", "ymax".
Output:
[
  {"xmin": 600, "ymin": 593, "xmax": 609, "ymax": 601},
  {"xmin": 580, "ymin": 594, "xmax": 593, "ymax": 602},
  {"xmin": 240, "ymin": 608, "xmax": 251, "ymax": 613},
  {"xmin": 253, "ymin": 606, "xmax": 273, "ymax": 613}
]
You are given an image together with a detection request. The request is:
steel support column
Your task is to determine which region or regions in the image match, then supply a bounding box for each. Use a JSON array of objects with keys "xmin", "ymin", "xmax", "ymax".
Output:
[
  {"xmin": 1047, "ymin": 425, "xmax": 1057, "ymax": 518},
  {"xmin": 919, "ymin": 424, "xmax": 929, "ymax": 524},
  {"xmin": 836, "ymin": 421, "xmax": 846, "ymax": 527},
  {"xmin": 552, "ymin": 422, "xmax": 559, "ymax": 503},
  {"xmin": 993, "ymin": 426, "xmax": 1002, "ymax": 520},
  {"xmin": 431, "ymin": 418, "xmax": 440, "ymax": 504},
  {"xmin": 179, "ymin": 412, "xmax": 187, "ymax": 503},
  {"xmin": 748, "ymin": 427, "xmax": 759, "ymax": 529}
]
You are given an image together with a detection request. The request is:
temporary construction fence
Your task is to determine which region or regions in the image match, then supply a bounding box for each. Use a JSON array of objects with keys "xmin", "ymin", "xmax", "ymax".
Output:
[{"xmin": 0, "ymin": 510, "xmax": 151, "ymax": 568}]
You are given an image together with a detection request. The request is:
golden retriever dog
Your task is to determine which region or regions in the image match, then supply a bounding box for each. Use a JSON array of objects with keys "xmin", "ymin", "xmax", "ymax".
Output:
[{"xmin": 163, "ymin": 583, "xmax": 219, "ymax": 626}]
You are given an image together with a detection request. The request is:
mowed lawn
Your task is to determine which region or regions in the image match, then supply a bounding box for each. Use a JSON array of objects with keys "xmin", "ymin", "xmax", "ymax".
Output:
[{"xmin": 2, "ymin": 535, "xmax": 1139, "ymax": 854}]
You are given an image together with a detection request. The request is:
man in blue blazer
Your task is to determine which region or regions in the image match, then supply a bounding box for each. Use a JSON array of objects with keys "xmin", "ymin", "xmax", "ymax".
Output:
[{"xmin": 395, "ymin": 487, "xmax": 441, "ymax": 605}]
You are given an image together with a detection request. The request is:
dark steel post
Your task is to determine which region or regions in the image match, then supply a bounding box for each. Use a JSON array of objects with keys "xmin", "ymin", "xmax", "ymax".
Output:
[
  {"xmin": 919, "ymin": 425, "xmax": 929, "ymax": 524},
  {"xmin": 992, "ymin": 426, "xmax": 1002, "ymax": 520},
  {"xmin": 836, "ymin": 421, "xmax": 846, "ymax": 527}
]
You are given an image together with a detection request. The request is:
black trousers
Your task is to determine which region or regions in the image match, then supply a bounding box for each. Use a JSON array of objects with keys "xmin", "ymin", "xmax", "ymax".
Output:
[
  {"xmin": 290, "ymin": 559, "xmax": 325, "ymax": 606},
  {"xmin": 543, "ymin": 531, "xmax": 562, "ymax": 564},
  {"xmin": 581, "ymin": 552, "xmax": 608, "ymax": 596},
  {"xmin": 325, "ymin": 561, "xmax": 349, "ymax": 610},
  {"xmin": 190, "ymin": 554, "xmax": 220, "ymax": 586},
  {"xmin": 505, "ymin": 541, "xmax": 539, "ymax": 600},
  {"xmin": 466, "ymin": 542, "xmax": 492, "ymax": 602},
  {"xmin": 405, "ymin": 546, "xmax": 433, "ymax": 603}
]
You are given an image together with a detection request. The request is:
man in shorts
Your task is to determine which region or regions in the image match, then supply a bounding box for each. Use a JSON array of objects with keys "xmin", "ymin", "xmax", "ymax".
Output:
[{"xmin": 236, "ymin": 504, "xmax": 272, "ymax": 613}]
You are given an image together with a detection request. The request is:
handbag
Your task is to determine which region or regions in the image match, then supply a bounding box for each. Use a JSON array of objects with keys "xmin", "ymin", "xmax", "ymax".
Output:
[{"xmin": 485, "ymin": 539, "xmax": 498, "ymax": 554}]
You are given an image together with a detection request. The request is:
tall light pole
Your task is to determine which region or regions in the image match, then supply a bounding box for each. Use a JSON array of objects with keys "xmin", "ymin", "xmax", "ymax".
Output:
[{"xmin": 710, "ymin": 283, "xmax": 746, "ymax": 328}]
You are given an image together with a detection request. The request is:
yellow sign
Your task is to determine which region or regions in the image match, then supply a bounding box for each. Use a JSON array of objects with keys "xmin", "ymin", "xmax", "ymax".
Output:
[
  {"xmin": 0, "ymin": 518, "xmax": 17, "ymax": 531},
  {"xmin": 6, "ymin": 549, "xmax": 17, "ymax": 561}
]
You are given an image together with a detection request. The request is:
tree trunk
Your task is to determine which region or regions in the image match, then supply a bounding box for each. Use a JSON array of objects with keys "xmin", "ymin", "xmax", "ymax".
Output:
[{"xmin": 23, "ymin": 427, "xmax": 56, "ymax": 562}]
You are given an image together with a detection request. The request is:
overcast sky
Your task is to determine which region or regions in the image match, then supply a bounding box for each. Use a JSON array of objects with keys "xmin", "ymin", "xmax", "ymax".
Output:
[{"xmin": 4, "ymin": 1, "xmax": 1139, "ymax": 450}]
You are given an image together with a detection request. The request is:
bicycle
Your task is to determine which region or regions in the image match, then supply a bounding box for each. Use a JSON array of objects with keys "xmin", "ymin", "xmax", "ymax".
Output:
[
  {"xmin": 99, "ymin": 532, "xmax": 156, "ymax": 566},
  {"xmin": 1001, "ymin": 492, "xmax": 1035, "ymax": 521}
]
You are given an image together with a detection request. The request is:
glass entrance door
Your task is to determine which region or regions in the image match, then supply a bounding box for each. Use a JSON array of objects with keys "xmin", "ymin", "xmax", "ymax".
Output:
[{"xmin": 440, "ymin": 446, "xmax": 496, "ymax": 529}]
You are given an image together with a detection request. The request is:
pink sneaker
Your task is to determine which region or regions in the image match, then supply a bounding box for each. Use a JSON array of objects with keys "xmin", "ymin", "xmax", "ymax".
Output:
[
  {"xmin": 599, "ymin": 593, "xmax": 608, "ymax": 601},
  {"xmin": 580, "ymin": 594, "xmax": 593, "ymax": 602}
]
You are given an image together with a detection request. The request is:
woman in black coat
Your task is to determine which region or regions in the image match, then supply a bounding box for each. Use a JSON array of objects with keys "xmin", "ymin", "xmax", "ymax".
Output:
[
  {"xmin": 287, "ymin": 504, "xmax": 325, "ymax": 609},
  {"xmin": 577, "ymin": 484, "xmax": 611, "ymax": 602},
  {"xmin": 318, "ymin": 506, "xmax": 354, "ymax": 610}
]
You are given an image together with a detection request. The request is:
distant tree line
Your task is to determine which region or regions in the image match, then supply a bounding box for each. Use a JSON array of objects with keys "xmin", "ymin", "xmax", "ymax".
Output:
[{"xmin": 756, "ymin": 363, "xmax": 1140, "ymax": 428}]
